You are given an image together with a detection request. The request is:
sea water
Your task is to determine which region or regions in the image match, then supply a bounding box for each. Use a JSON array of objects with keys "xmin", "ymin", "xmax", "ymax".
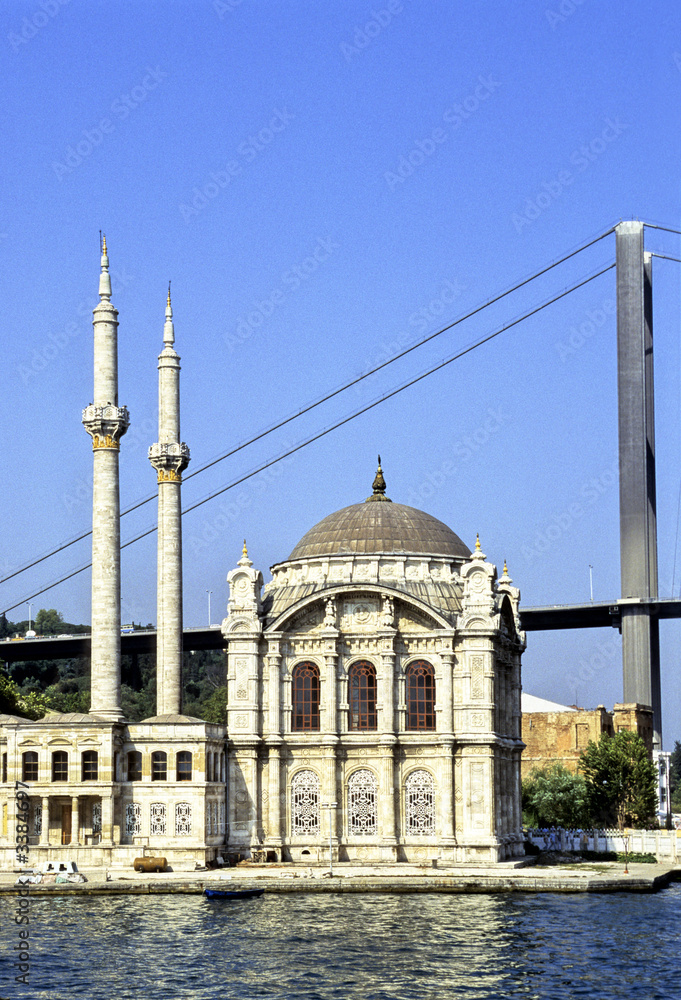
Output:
[{"xmin": 2, "ymin": 886, "xmax": 680, "ymax": 999}]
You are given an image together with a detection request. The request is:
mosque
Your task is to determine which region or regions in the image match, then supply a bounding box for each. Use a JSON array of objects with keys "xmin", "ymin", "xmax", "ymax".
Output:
[{"xmin": 0, "ymin": 245, "xmax": 526, "ymax": 867}]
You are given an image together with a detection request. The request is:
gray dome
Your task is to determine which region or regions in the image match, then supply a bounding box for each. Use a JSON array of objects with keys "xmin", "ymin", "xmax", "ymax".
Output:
[{"xmin": 287, "ymin": 500, "xmax": 470, "ymax": 560}]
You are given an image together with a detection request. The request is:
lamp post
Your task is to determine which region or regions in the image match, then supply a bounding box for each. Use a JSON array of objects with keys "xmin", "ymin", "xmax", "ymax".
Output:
[
  {"xmin": 322, "ymin": 801, "xmax": 337, "ymax": 876},
  {"xmin": 206, "ymin": 590, "xmax": 212, "ymax": 627},
  {"xmin": 26, "ymin": 602, "xmax": 33, "ymax": 635}
]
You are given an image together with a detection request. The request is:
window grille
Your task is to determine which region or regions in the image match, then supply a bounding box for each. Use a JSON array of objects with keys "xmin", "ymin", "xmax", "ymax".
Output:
[
  {"xmin": 34, "ymin": 803, "xmax": 42, "ymax": 836},
  {"xmin": 22, "ymin": 752, "xmax": 38, "ymax": 782},
  {"xmin": 207, "ymin": 803, "xmax": 213, "ymax": 836},
  {"xmin": 291, "ymin": 769, "xmax": 320, "ymax": 835},
  {"xmin": 175, "ymin": 802, "xmax": 191, "ymax": 836},
  {"xmin": 92, "ymin": 801, "xmax": 101, "ymax": 835},
  {"xmin": 405, "ymin": 769, "xmax": 435, "ymax": 835},
  {"xmin": 127, "ymin": 751, "xmax": 142, "ymax": 782},
  {"xmin": 292, "ymin": 662, "xmax": 320, "ymax": 731},
  {"xmin": 52, "ymin": 751, "xmax": 68, "ymax": 782},
  {"xmin": 348, "ymin": 661, "xmax": 377, "ymax": 730},
  {"xmin": 219, "ymin": 801, "xmax": 225, "ymax": 834},
  {"xmin": 348, "ymin": 769, "xmax": 377, "ymax": 835},
  {"xmin": 82, "ymin": 751, "xmax": 98, "ymax": 781},
  {"xmin": 151, "ymin": 751, "xmax": 167, "ymax": 781},
  {"xmin": 406, "ymin": 661, "xmax": 436, "ymax": 730},
  {"xmin": 126, "ymin": 802, "xmax": 141, "ymax": 835},
  {"xmin": 150, "ymin": 802, "xmax": 166, "ymax": 835}
]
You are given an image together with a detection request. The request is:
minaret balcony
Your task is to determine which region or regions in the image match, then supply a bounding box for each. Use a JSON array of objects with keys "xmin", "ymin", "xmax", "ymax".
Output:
[
  {"xmin": 149, "ymin": 441, "xmax": 190, "ymax": 480},
  {"xmin": 82, "ymin": 405, "xmax": 130, "ymax": 449}
]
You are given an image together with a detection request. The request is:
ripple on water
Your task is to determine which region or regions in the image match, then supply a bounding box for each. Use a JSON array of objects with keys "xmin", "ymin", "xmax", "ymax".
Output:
[{"xmin": 1, "ymin": 886, "xmax": 680, "ymax": 999}]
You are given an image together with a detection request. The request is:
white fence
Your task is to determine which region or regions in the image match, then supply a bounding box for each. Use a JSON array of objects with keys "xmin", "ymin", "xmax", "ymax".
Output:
[{"xmin": 525, "ymin": 827, "xmax": 681, "ymax": 861}]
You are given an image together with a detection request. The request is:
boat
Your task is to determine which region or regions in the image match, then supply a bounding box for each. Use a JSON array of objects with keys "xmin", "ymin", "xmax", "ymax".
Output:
[{"xmin": 204, "ymin": 887, "xmax": 264, "ymax": 900}]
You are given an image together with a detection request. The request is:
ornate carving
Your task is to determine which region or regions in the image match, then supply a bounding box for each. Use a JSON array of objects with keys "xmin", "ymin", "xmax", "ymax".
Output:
[
  {"xmin": 82, "ymin": 404, "xmax": 129, "ymax": 448},
  {"xmin": 406, "ymin": 769, "xmax": 435, "ymax": 835},
  {"xmin": 348, "ymin": 769, "xmax": 378, "ymax": 835},
  {"xmin": 149, "ymin": 441, "xmax": 190, "ymax": 479},
  {"xmin": 291, "ymin": 769, "xmax": 320, "ymax": 835}
]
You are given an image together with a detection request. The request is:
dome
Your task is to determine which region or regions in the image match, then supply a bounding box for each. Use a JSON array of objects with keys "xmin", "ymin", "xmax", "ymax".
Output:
[{"xmin": 286, "ymin": 462, "xmax": 470, "ymax": 561}]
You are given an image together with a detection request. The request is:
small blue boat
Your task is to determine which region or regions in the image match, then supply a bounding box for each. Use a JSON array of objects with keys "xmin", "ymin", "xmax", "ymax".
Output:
[{"xmin": 204, "ymin": 887, "xmax": 264, "ymax": 900}]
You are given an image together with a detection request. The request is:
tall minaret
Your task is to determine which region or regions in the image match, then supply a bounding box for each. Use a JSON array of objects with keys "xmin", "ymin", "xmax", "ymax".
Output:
[
  {"xmin": 82, "ymin": 236, "xmax": 129, "ymax": 721},
  {"xmin": 148, "ymin": 286, "xmax": 190, "ymax": 716}
]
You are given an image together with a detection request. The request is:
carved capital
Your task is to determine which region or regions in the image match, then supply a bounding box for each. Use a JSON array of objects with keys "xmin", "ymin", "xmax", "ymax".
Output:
[
  {"xmin": 149, "ymin": 441, "xmax": 190, "ymax": 480},
  {"xmin": 82, "ymin": 404, "xmax": 130, "ymax": 449}
]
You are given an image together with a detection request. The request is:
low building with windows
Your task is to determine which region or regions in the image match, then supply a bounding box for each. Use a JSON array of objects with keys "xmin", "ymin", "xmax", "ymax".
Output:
[
  {"xmin": 222, "ymin": 464, "xmax": 526, "ymax": 864},
  {"xmin": 0, "ymin": 712, "xmax": 226, "ymax": 867}
]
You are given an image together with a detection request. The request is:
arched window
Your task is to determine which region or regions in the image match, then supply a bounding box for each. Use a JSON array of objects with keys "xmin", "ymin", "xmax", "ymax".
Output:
[
  {"xmin": 292, "ymin": 662, "xmax": 320, "ymax": 731},
  {"xmin": 348, "ymin": 769, "xmax": 378, "ymax": 835},
  {"xmin": 348, "ymin": 661, "xmax": 377, "ymax": 731},
  {"xmin": 406, "ymin": 660, "xmax": 436, "ymax": 730},
  {"xmin": 177, "ymin": 751, "xmax": 192, "ymax": 781},
  {"xmin": 127, "ymin": 751, "xmax": 142, "ymax": 782},
  {"xmin": 175, "ymin": 802, "xmax": 191, "ymax": 836},
  {"xmin": 150, "ymin": 803, "xmax": 166, "ymax": 835},
  {"xmin": 151, "ymin": 751, "xmax": 167, "ymax": 781},
  {"xmin": 291, "ymin": 769, "xmax": 320, "ymax": 835},
  {"xmin": 51, "ymin": 751, "xmax": 68, "ymax": 782},
  {"xmin": 22, "ymin": 752, "xmax": 38, "ymax": 782},
  {"xmin": 81, "ymin": 750, "xmax": 98, "ymax": 781},
  {"xmin": 405, "ymin": 769, "xmax": 435, "ymax": 835}
]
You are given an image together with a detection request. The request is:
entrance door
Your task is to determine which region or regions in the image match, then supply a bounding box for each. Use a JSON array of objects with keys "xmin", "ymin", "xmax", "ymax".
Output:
[{"xmin": 61, "ymin": 804, "xmax": 71, "ymax": 845}]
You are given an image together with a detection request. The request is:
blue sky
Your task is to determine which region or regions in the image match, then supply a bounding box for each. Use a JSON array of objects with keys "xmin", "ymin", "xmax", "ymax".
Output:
[{"xmin": 1, "ymin": 0, "xmax": 680, "ymax": 744}]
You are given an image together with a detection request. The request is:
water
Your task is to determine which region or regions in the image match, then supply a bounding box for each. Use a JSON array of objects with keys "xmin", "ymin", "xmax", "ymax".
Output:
[{"xmin": 2, "ymin": 886, "xmax": 680, "ymax": 999}]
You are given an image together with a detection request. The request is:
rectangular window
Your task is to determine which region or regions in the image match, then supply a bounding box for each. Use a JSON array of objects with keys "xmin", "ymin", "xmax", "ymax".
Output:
[
  {"xmin": 81, "ymin": 751, "xmax": 98, "ymax": 781},
  {"xmin": 151, "ymin": 753, "xmax": 167, "ymax": 781},
  {"xmin": 22, "ymin": 753, "xmax": 38, "ymax": 782},
  {"xmin": 52, "ymin": 753, "xmax": 68, "ymax": 782}
]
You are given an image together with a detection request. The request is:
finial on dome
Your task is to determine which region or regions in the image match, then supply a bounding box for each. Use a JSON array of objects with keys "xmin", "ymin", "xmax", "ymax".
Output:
[
  {"xmin": 242, "ymin": 539, "xmax": 248, "ymax": 558},
  {"xmin": 98, "ymin": 232, "xmax": 112, "ymax": 301},
  {"xmin": 366, "ymin": 454, "xmax": 392, "ymax": 503},
  {"xmin": 163, "ymin": 281, "xmax": 175, "ymax": 346},
  {"xmin": 238, "ymin": 539, "xmax": 252, "ymax": 567},
  {"xmin": 475, "ymin": 533, "xmax": 481, "ymax": 552},
  {"xmin": 503, "ymin": 558, "xmax": 508, "ymax": 575}
]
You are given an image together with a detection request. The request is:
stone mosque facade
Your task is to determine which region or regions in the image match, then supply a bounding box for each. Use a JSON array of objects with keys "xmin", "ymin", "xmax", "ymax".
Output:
[{"xmin": 0, "ymin": 245, "xmax": 526, "ymax": 867}]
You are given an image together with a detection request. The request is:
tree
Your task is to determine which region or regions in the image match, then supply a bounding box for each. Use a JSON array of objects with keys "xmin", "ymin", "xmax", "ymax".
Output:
[
  {"xmin": 522, "ymin": 762, "xmax": 590, "ymax": 828},
  {"xmin": 670, "ymin": 741, "xmax": 681, "ymax": 812},
  {"xmin": 34, "ymin": 608, "xmax": 65, "ymax": 635},
  {"xmin": 579, "ymin": 730, "xmax": 657, "ymax": 829}
]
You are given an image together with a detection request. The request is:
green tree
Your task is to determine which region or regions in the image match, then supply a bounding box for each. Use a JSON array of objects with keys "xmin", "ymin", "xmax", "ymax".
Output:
[
  {"xmin": 0, "ymin": 666, "xmax": 50, "ymax": 720},
  {"xmin": 579, "ymin": 730, "xmax": 657, "ymax": 829},
  {"xmin": 670, "ymin": 740, "xmax": 681, "ymax": 812},
  {"xmin": 522, "ymin": 762, "xmax": 590, "ymax": 828},
  {"xmin": 34, "ymin": 608, "xmax": 65, "ymax": 635}
]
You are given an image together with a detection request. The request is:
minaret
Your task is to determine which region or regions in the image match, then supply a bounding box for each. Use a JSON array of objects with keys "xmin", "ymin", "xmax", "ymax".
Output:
[
  {"xmin": 148, "ymin": 286, "xmax": 190, "ymax": 716},
  {"xmin": 82, "ymin": 236, "xmax": 129, "ymax": 721}
]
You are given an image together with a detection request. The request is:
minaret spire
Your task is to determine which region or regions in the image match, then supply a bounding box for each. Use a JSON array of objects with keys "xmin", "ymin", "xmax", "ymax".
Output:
[
  {"xmin": 82, "ymin": 238, "xmax": 129, "ymax": 722},
  {"xmin": 149, "ymin": 288, "xmax": 190, "ymax": 716}
]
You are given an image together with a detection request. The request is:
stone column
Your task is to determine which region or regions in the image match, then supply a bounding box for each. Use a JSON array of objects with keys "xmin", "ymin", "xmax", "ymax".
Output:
[
  {"xmin": 438, "ymin": 739, "xmax": 455, "ymax": 848},
  {"xmin": 438, "ymin": 645, "xmax": 455, "ymax": 735},
  {"xmin": 266, "ymin": 640, "xmax": 282, "ymax": 736},
  {"xmin": 82, "ymin": 239, "xmax": 128, "ymax": 722},
  {"xmin": 100, "ymin": 792, "xmax": 114, "ymax": 847},
  {"xmin": 378, "ymin": 636, "xmax": 396, "ymax": 735},
  {"xmin": 40, "ymin": 796, "xmax": 50, "ymax": 846},
  {"xmin": 322, "ymin": 635, "xmax": 339, "ymax": 734},
  {"xmin": 267, "ymin": 742, "xmax": 282, "ymax": 849},
  {"xmin": 321, "ymin": 742, "xmax": 339, "ymax": 856},
  {"xmin": 71, "ymin": 796, "xmax": 80, "ymax": 845},
  {"xmin": 378, "ymin": 739, "xmax": 397, "ymax": 855}
]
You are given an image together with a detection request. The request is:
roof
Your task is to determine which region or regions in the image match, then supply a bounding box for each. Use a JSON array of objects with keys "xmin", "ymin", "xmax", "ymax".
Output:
[
  {"xmin": 287, "ymin": 501, "xmax": 470, "ymax": 561},
  {"xmin": 521, "ymin": 693, "xmax": 576, "ymax": 713},
  {"xmin": 137, "ymin": 714, "xmax": 207, "ymax": 725}
]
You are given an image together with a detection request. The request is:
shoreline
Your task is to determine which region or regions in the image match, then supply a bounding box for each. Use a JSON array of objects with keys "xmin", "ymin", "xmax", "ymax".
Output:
[{"xmin": 2, "ymin": 861, "xmax": 680, "ymax": 896}]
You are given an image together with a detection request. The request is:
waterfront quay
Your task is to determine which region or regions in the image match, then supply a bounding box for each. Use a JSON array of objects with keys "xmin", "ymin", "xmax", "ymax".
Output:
[{"xmin": 1, "ymin": 860, "xmax": 679, "ymax": 896}]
